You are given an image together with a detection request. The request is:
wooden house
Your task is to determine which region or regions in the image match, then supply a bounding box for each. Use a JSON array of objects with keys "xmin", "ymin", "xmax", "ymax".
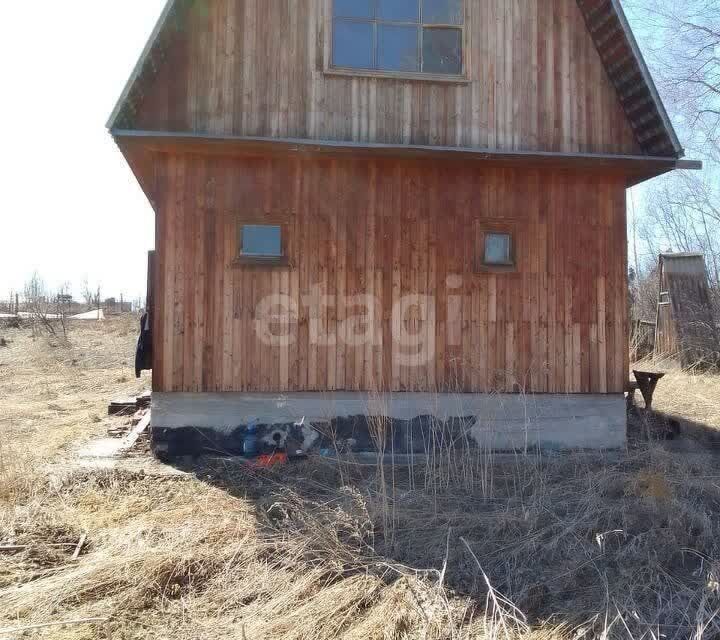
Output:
[
  {"xmin": 655, "ymin": 253, "xmax": 719, "ymax": 368},
  {"xmin": 109, "ymin": 0, "xmax": 699, "ymax": 455}
]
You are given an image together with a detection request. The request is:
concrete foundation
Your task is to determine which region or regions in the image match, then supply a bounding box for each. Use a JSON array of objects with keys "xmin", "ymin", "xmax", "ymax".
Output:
[{"xmin": 150, "ymin": 392, "xmax": 626, "ymax": 457}]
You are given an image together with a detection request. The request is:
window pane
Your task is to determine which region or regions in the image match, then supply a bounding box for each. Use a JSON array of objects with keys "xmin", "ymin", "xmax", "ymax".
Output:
[
  {"xmin": 333, "ymin": 20, "xmax": 374, "ymax": 69},
  {"xmin": 422, "ymin": 0, "xmax": 463, "ymax": 24},
  {"xmin": 378, "ymin": 25, "xmax": 419, "ymax": 72},
  {"xmin": 484, "ymin": 233, "xmax": 512, "ymax": 265},
  {"xmin": 242, "ymin": 225, "xmax": 282, "ymax": 257},
  {"xmin": 378, "ymin": 0, "xmax": 420, "ymax": 22},
  {"xmin": 334, "ymin": 0, "xmax": 373, "ymax": 19},
  {"xmin": 422, "ymin": 27, "xmax": 462, "ymax": 74}
]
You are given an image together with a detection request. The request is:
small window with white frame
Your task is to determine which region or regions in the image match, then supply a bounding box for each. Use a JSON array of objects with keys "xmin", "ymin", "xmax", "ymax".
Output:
[
  {"xmin": 331, "ymin": 0, "xmax": 464, "ymax": 76},
  {"xmin": 483, "ymin": 232, "xmax": 514, "ymax": 267}
]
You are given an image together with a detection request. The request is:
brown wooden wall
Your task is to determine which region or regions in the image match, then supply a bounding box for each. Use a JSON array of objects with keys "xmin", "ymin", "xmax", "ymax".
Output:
[
  {"xmin": 127, "ymin": 0, "xmax": 641, "ymax": 156},
  {"xmin": 654, "ymin": 258, "xmax": 720, "ymax": 365},
  {"xmin": 150, "ymin": 151, "xmax": 629, "ymax": 395}
]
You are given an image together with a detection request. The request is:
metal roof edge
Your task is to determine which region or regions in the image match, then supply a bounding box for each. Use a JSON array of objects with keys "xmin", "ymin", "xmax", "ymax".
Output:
[{"xmin": 676, "ymin": 159, "xmax": 703, "ymax": 171}]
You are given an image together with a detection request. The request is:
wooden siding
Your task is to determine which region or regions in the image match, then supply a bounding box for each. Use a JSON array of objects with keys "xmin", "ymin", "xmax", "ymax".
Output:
[
  {"xmin": 150, "ymin": 152, "xmax": 629, "ymax": 395},
  {"xmin": 655, "ymin": 300, "xmax": 676, "ymax": 356},
  {"xmin": 654, "ymin": 256, "xmax": 720, "ymax": 365},
  {"xmin": 125, "ymin": 0, "xmax": 641, "ymax": 156}
]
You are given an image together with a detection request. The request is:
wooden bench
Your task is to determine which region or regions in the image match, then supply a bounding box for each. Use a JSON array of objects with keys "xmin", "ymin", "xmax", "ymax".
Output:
[{"xmin": 626, "ymin": 370, "xmax": 665, "ymax": 410}]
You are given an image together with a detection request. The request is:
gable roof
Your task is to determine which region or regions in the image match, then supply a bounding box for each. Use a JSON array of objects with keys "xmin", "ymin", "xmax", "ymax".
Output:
[
  {"xmin": 108, "ymin": 0, "xmax": 684, "ymax": 158},
  {"xmin": 106, "ymin": 0, "xmax": 178, "ymax": 132},
  {"xmin": 576, "ymin": 0, "xmax": 683, "ymax": 158}
]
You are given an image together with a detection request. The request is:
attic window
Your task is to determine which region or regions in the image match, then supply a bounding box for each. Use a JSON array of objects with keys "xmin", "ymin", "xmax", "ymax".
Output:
[{"xmin": 331, "ymin": 0, "xmax": 464, "ymax": 76}]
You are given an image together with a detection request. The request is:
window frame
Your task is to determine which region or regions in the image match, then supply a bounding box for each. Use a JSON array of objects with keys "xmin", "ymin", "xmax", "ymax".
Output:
[
  {"xmin": 234, "ymin": 222, "xmax": 290, "ymax": 267},
  {"xmin": 323, "ymin": 0, "xmax": 470, "ymax": 84},
  {"xmin": 476, "ymin": 225, "xmax": 519, "ymax": 274}
]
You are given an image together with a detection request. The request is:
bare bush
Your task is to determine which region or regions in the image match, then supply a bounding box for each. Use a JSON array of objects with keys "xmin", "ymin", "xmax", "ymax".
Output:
[
  {"xmin": 625, "ymin": 0, "xmax": 720, "ymax": 328},
  {"xmin": 625, "ymin": 0, "xmax": 720, "ymax": 158},
  {"xmin": 23, "ymin": 272, "xmax": 70, "ymax": 341},
  {"xmin": 0, "ymin": 316, "xmax": 22, "ymax": 330},
  {"xmin": 629, "ymin": 264, "xmax": 660, "ymax": 323},
  {"xmin": 81, "ymin": 277, "xmax": 101, "ymax": 313}
]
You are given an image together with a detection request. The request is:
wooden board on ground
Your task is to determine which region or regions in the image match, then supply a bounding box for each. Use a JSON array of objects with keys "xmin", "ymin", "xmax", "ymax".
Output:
[{"xmin": 108, "ymin": 392, "xmax": 152, "ymax": 415}]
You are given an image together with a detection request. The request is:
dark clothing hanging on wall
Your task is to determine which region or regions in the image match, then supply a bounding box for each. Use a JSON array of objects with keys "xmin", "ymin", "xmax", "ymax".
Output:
[{"xmin": 135, "ymin": 312, "xmax": 153, "ymax": 378}]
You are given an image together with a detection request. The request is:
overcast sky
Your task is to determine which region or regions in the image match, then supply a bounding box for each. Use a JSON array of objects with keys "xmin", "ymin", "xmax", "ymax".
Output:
[
  {"xmin": 0, "ymin": 2, "xmax": 664, "ymax": 303},
  {"xmin": 0, "ymin": 1, "xmax": 165, "ymax": 301}
]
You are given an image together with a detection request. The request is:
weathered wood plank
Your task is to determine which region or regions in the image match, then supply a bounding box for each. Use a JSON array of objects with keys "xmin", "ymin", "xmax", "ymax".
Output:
[
  {"xmin": 154, "ymin": 154, "xmax": 629, "ymax": 396},
  {"xmin": 128, "ymin": 0, "xmax": 640, "ymax": 157}
]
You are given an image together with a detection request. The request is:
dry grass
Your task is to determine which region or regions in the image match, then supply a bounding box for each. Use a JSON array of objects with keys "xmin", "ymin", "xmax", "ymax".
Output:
[
  {"xmin": 0, "ymin": 316, "xmax": 148, "ymax": 460},
  {"xmin": 647, "ymin": 359, "xmax": 720, "ymax": 433},
  {"xmin": 1, "ymin": 320, "xmax": 720, "ymax": 639}
]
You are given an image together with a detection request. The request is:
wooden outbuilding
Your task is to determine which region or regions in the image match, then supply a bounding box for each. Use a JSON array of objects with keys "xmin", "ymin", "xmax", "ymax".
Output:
[
  {"xmin": 110, "ymin": 0, "xmax": 699, "ymax": 454},
  {"xmin": 655, "ymin": 253, "xmax": 719, "ymax": 367}
]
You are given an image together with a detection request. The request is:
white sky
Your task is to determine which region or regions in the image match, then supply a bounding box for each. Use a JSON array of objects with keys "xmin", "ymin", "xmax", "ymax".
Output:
[{"xmin": 0, "ymin": 1, "xmax": 166, "ymax": 302}]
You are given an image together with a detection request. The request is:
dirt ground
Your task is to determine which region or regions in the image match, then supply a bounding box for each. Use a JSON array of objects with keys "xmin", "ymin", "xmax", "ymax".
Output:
[{"xmin": 1, "ymin": 317, "xmax": 720, "ymax": 639}]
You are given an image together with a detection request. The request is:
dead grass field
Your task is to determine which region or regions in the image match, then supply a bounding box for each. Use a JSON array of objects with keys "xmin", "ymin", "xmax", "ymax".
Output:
[
  {"xmin": 648, "ymin": 359, "xmax": 720, "ymax": 436},
  {"xmin": 1, "ymin": 318, "xmax": 720, "ymax": 639},
  {"xmin": 0, "ymin": 316, "xmax": 147, "ymax": 465}
]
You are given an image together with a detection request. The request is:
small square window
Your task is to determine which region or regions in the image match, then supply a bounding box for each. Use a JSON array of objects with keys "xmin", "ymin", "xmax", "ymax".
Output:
[
  {"xmin": 484, "ymin": 233, "xmax": 513, "ymax": 266},
  {"xmin": 240, "ymin": 225, "xmax": 282, "ymax": 258}
]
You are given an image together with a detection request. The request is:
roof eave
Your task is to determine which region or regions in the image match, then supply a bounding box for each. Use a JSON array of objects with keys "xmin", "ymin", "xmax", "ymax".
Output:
[
  {"xmin": 660, "ymin": 252, "xmax": 706, "ymax": 259},
  {"xmin": 111, "ymin": 129, "xmax": 701, "ymax": 186}
]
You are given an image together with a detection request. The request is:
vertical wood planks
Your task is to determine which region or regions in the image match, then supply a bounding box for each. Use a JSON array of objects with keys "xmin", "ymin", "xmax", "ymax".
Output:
[
  {"xmin": 154, "ymin": 152, "xmax": 630, "ymax": 396},
  {"xmin": 129, "ymin": 0, "xmax": 641, "ymax": 157}
]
